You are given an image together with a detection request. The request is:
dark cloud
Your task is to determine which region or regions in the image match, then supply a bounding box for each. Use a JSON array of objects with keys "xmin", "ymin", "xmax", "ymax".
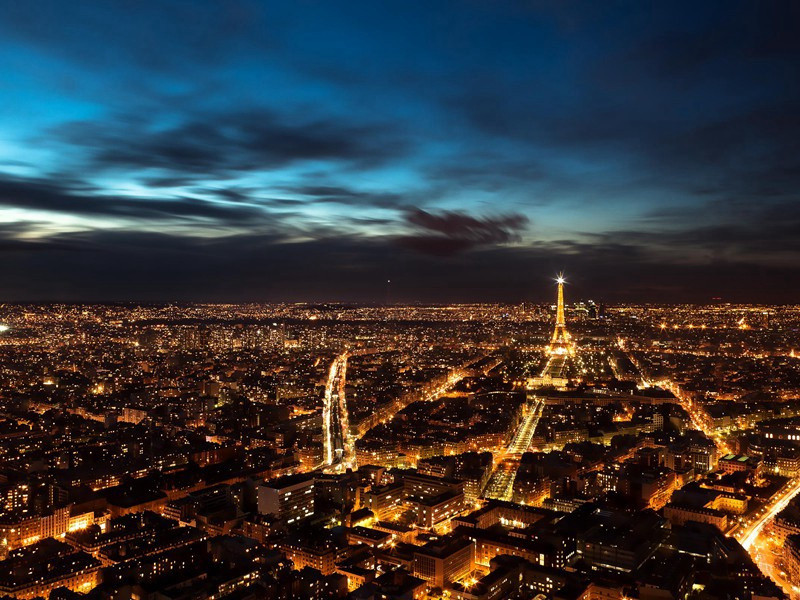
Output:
[
  {"xmin": 52, "ymin": 109, "xmax": 410, "ymax": 178},
  {"xmin": 397, "ymin": 208, "xmax": 529, "ymax": 256},
  {"xmin": 0, "ymin": 175, "xmax": 271, "ymax": 225},
  {"xmin": 281, "ymin": 185, "xmax": 407, "ymax": 209}
]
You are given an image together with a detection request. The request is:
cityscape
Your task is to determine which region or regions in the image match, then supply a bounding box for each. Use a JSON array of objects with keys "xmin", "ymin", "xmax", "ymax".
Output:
[
  {"xmin": 2, "ymin": 1, "xmax": 800, "ymax": 599},
  {"xmin": 2, "ymin": 281, "xmax": 800, "ymax": 599}
]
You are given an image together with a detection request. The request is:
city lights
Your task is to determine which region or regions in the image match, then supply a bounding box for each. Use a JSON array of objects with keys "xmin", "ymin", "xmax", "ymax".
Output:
[
  {"xmin": 0, "ymin": 293, "xmax": 799, "ymax": 599},
  {"xmin": 0, "ymin": 0, "xmax": 796, "ymax": 597}
]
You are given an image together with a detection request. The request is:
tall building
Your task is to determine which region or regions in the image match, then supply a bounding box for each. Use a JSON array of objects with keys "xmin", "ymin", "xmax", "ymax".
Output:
[
  {"xmin": 413, "ymin": 536, "xmax": 474, "ymax": 589},
  {"xmin": 548, "ymin": 274, "xmax": 575, "ymax": 356},
  {"xmin": 257, "ymin": 474, "xmax": 315, "ymax": 525}
]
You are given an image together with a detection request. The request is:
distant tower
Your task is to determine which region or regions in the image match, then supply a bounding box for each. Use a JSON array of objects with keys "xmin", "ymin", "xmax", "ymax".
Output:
[{"xmin": 548, "ymin": 274, "xmax": 574, "ymax": 355}]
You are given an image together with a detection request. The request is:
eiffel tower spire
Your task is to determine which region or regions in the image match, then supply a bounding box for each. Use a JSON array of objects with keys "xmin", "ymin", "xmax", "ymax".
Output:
[{"xmin": 548, "ymin": 273, "xmax": 574, "ymax": 355}]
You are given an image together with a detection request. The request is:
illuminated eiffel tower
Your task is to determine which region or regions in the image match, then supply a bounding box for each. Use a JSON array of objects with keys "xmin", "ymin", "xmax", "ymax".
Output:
[{"xmin": 548, "ymin": 274, "xmax": 575, "ymax": 355}]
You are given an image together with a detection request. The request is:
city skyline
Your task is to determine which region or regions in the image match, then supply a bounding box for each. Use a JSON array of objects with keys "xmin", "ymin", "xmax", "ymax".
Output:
[
  {"xmin": 3, "ymin": 6, "xmax": 800, "ymax": 595},
  {"xmin": 1, "ymin": 2, "xmax": 799, "ymax": 302}
]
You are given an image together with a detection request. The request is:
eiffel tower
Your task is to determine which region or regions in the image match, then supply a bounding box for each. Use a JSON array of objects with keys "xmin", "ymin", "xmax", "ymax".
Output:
[{"xmin": 548, "ymin": 274, "xmax": 574, "ymax": 355}]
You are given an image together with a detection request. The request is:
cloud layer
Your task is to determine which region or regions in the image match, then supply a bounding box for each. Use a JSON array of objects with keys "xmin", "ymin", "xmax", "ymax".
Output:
[{"xmin": 0, "ymin": 1, "xmax": 798, "ymax": 301}]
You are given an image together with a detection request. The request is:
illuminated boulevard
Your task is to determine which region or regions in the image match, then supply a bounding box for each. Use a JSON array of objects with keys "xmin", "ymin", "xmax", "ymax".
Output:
[
  {"xmin": 324, "ymin": 351, "xmax": 474, "ymax": 473},
  {"xmin": 483, "ymin": 275, "xmax": 571, "ymax": 501},
  {"xmin": 483, "ymin": 397, "xmax": 545, "ymax": 501},
  {"xmin": 322, "ymin": 352, "xmax": 356, "ymax": 472},
  {"xmin": 737, "ymin": 479, "xmax": 800, "ymax": 599}
]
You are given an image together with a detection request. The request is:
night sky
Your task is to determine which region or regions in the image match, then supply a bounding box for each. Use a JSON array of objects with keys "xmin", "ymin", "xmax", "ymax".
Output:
[{"xmin": 1, "ymin": 1, "xmax": 799, "ymax": 303}]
